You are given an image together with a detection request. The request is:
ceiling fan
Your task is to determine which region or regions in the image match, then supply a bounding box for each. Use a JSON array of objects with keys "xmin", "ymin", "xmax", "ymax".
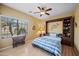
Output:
[{"xmin": 29, "ymin": 6, "xmax": 52, "ymax": 17}]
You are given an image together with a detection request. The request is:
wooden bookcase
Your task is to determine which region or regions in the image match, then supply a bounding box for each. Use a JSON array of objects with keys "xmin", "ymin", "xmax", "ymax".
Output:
[{"xmin": 62, "ymin": 16, "xmax": 74, "ymax": 46}]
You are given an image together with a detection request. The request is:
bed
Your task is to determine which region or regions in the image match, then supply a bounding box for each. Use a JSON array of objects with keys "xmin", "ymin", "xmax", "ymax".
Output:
[{"xmin": 32, "ymin": 34, "xmax": 62, "ymax": 56}]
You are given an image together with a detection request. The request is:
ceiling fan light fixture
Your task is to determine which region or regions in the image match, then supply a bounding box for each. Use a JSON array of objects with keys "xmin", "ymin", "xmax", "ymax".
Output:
[
  {"xmin": 29, "ymin": 6, "xmax": 52, "ymax": 17},
  {"xmin": 40, "ymin": 12, "xmax": 45, "ymax": 14}
]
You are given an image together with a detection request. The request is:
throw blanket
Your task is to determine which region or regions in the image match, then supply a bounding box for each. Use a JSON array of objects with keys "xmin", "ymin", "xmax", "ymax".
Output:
[{"xmin": 32, "ymin": 36, "xmax": 61, "ymax": 56}]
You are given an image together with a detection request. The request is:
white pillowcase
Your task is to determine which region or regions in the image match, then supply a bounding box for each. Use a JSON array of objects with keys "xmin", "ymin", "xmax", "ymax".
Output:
[{"xmin": 49, "ymin": 33, "xmax": 57, "ymax": 37}]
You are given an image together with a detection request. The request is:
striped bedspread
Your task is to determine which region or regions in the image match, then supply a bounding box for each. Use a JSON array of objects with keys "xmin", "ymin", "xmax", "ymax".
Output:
[{"xmin": 32, "ymin": 36, "xmax": 61, "ymax": 56}]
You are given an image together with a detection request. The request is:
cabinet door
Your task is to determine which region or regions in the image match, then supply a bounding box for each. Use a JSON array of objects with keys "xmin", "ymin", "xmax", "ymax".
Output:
[{"xmin": 61, "ymin": 37, "xmax": 72, "ymax": 46}]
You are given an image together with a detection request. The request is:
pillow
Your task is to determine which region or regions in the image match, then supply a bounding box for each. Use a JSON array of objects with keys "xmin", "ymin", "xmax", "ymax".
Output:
[
  {"xmin": 49, "ymin": 33, "xmax": 57, "ymax": 37},
  {"xmin": 45, "ymin": 33, "xmax": 62, "ymax": 38},
  {"xmin": 56, "ymin": 34, "xmax": 62, "ymax": 37},
  {"xmin": 44, "ymin": 33, "xmax": 49, "ymax": 36}
]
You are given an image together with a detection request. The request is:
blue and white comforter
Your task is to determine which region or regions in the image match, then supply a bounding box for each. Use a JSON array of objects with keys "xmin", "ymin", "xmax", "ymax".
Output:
[{"xmin": 32, "ymin": 36, "xmax": 61, "ymax": 56}]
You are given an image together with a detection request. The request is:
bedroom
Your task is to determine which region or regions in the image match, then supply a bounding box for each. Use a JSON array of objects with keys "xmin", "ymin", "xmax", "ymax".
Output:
[{"xmin": 0, "ymin": 3, "xmax": 79, "ymax": 56}]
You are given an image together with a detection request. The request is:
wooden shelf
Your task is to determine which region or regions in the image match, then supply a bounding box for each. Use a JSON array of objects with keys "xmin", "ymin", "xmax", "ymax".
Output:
[{"xmin": 62, "ymin": 16, "xmax": 74, "ymax": 46}]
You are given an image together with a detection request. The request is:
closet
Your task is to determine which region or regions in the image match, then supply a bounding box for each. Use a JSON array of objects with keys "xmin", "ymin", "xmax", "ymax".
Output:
[{"xmin": 46, "ymin": 16, "xmax": 74, "ymax": 46}]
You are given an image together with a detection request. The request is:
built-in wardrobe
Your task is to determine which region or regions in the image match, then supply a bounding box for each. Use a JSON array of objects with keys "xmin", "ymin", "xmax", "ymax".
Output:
[
  {"xmin": 46, "ymin": 16, "xmax": 74, "ymax": 46},
  {"xmin": 0, "ymin": 15, "xmax": 28, "ymax": 49}
]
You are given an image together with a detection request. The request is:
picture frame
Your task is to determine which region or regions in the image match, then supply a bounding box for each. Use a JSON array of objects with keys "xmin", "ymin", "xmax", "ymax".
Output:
[
  {"xmin": 32, "ymin": 25, "xmax": 36, "ymax": 30},
  {"xmin": 75, "ymin": 22, "xmax": 77, "ymax": 28}
]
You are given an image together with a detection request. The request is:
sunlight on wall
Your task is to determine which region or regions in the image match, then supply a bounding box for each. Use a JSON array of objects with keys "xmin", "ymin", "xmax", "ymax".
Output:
[{"xmin": 74, "ymin": 4, "xmax": 79, "ymax": 51}]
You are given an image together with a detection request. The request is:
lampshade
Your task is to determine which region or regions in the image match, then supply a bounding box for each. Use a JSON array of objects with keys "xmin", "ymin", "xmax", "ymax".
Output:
[
  {"xmin": 38, "ymin": 26, "xmax": 43, "ymax": 31},
  {"xmin": 37, "ymin": 30, "xmax": 45, "ymax": 35},
  {"xmin": 37, "ymin": 26, "xmax": 45, "ymax": 35},
  {"xmin": 41, "ymin": 31, "xmax": 45, "ymax": 34}
]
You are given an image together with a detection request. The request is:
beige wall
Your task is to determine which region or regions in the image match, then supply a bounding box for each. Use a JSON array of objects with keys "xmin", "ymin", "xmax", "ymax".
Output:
[
  {"xmin": 74, "ymin": 4, "xmax": 79, "ymax": 51},
  {"xmin": 0, "ymin": 5, "xmax": 42, "ymax": 49},
  {"xmin": 0, "ymin": 4, "xmax": 1, "ymax": 14},
  {"xmin": 44, "ymin": 12, "xmax": 74, "ymax": 21}
]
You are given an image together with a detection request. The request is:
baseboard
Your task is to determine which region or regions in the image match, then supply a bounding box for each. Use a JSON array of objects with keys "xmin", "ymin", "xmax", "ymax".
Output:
[
  {"xmin": 73, "ymin": 45, "xmax": 79, "ymax": 56},
  {"xmin": 0, "ymin": 45, "xmax": 12, "ymax": 51}
]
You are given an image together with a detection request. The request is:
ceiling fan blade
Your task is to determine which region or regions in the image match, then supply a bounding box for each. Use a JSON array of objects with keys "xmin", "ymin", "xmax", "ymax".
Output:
[
  {"xmin": 29, "ymin": 11, "xmax": 32, "ymax": 13},
  {"xmin": 46, "ymin": 8, "xmax": 52, "ymax": 11},
  {"xmin": 45, "ymin": 13, "xmax": 50, "ymax": 15},
  {"xmin": 38, "ymin": 7, "xmax": 41, "ymax": 10},
  {"xmin": 34, "ymin": 12, "xmax": 40, "ymax": 14},
  {"xmin": 42, "ymin": 7, "xmax": 45, "ymax": 10}
]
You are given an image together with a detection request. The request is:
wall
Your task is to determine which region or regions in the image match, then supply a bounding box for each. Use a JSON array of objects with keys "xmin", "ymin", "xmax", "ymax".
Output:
[
  {"xmin": 0, "ymin": 4, "xmax": 42, "ymax": 49},
  {"xmin": 0, "ymin": 4, "xmax": 1, "ymax": 14},
  {"xmin": 44, "ymin": 12, "xmax": 74, "ymax": 21},
  {"xmin": 74, "ymin": 4, "xmax": 79, "ymax": 51}
]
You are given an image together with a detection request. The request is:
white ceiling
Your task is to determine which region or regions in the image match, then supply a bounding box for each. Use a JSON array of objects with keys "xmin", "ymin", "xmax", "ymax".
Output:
[{"xmin": 3, "ymin": 3, "xmax": 76, "ymax": 20}]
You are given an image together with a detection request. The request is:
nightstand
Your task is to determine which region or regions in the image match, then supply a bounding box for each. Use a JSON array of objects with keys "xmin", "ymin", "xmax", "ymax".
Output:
[{"xmin": 39, "ymin": 33, "xmax": 45, "ymax": 37}]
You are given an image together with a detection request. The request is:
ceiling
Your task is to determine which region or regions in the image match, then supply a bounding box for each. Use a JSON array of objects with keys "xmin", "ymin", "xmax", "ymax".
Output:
[{"xmin": 3, "ymin": 3, "xmax": 77, "ymax": 20}]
